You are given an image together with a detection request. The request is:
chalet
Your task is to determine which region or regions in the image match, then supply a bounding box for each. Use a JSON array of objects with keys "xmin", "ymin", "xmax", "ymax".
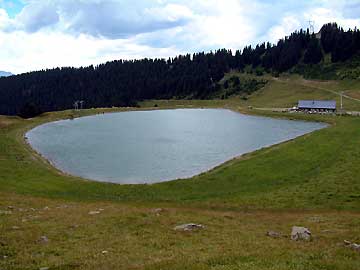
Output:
[{"xmin": 298, "ymin": 100, "xmax": 336, "ymax": 113}]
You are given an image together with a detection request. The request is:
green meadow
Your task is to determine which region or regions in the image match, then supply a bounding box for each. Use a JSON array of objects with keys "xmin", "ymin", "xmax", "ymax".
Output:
[{"xmin": 1, "ymin": 75, "xmax": 360, "ymax": 269}]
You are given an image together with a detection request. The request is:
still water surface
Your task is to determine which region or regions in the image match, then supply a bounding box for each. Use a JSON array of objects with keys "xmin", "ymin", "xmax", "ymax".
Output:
[{"xmin": 27, "ymin": 109, "xmax": 326, "ymax": 184}]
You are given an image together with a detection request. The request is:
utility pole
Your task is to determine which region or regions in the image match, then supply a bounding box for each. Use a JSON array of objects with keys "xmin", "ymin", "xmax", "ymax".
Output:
[
  {"xmin": 341, "ymin": 91, "xmax": 344, "ymax": 111},
  {"xmin": 73, "ymin": 100, "xmax": 85, "ymax": 111},
  {"xmin": 308, "ymin": 20, "xmax": 315, "ymax": 34}
]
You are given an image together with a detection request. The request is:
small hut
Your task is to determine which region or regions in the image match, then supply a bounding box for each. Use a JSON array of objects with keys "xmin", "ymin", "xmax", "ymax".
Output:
[{"xmin": 298, "ymin": 100, "xmax": 336, "ymax": 113}]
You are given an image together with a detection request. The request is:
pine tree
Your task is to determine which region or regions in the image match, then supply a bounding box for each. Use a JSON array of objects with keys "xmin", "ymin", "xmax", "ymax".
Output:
[{"xmin": 304, "ymin": 36, "xmax": 323, "ymax": 64}]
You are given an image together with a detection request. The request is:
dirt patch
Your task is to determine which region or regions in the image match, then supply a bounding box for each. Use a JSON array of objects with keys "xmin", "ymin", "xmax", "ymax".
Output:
[{"xmin": 345, "ymin": 90, "xmax": 360, "ymax": 99}]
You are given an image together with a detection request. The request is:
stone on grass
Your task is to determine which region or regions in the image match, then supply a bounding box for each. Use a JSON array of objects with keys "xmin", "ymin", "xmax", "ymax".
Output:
[
  {"xmin": 151, "ymin": 208, "xmax": 164, "ymax": 214},
  {"xmin": 88, "ymin": 211, "xmax": 101, "ymax": 215},
  {"xmin": 344, "ymin": 240, "xmax": 360, "ymax": 252},
  {"xmin": 11, "ymin": 226, "xmax": 20, "ymax": 230},
  {"xmin": 291, "ymin": 226, "xmax": 311, "ymax": 241},
  {"xmin": 151, "ymin": 208, "xmax": 165, "ymax": 216},
  {"xmin": 266, "ymin": 231, "xmax": 282, "ymax": 238},
  {"xmin": 174, "ymin": 223, "xmax": 205, "ymax": 231},
  {"xmin": 39, "ymin": 236, "xmax": 49, "ymax": 244},
  {"xmin": 39, "ymin": 267, "xmax": 49, "ymax": 270},
  {"xmin": 344, "ymin": 240, "xmax": 352, "ymax": 246},
  {"xmin": 350, "ymin": 243, "xmax": 360, "ymax": 251}
]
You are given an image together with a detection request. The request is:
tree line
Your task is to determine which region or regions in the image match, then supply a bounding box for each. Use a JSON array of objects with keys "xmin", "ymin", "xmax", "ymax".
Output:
[{"xmin": 0, "ymin": 22, "xmax": 359, "ymax": 118}]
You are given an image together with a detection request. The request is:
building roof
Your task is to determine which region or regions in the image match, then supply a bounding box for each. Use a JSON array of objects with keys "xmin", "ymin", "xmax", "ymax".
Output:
[{"xmin": 298, "ymin": 100, "xmax": 336, "ymax": 110}]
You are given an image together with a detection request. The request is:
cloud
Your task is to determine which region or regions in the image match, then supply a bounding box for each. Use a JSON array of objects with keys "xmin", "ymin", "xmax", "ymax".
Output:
[
  {"xmin": 16, "ymin": 2, "xmax": 59, "ymax": 32},
  {"xmin": 266, "ymin": 16, "xmax": 302, "ymax": 44},
  {"xmin": 136, "ymin": 0, "xmax": 262, "ymax": 52},
  {"xmin": 0, "ymin": 28, "xmax": 182, "ymax": 74},
  {"xmin": 0, "ymin": 8, "xmax": 11, "ymax": 29},
  {"xmin": 5, "ymin": 0, "xmax": 193, "ymax": 38}
]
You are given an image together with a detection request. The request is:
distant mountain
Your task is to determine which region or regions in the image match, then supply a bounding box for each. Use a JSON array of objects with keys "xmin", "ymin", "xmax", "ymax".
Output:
[{"xmin": 0, "ymin": 71, "xmax": 13, "ymax": 77}]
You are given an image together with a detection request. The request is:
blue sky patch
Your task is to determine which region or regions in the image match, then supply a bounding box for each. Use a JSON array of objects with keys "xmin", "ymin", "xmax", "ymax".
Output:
[{"xmin": 1, "ymin": 0, "xmax": 24, "ymax": 17}]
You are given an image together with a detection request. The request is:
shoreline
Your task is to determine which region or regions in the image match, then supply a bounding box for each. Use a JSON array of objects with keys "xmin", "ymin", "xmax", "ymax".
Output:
[{"xmin": 22, "ymin": 105, "xmax": 330, "ymax": 186}]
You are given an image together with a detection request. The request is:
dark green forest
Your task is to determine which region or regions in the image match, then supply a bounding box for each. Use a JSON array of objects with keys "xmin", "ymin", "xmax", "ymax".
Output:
[{"xmin": 0, "ymin": 23, "xmax": 359, "ymax": 118}]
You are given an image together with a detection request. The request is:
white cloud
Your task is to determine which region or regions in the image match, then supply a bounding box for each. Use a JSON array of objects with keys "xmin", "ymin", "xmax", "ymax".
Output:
[
  {"xmin": 188, "ymin": 0, "xmax": 256, "ymax": 50},
  {"xmin": 145, "ymin": 3, "xmax": 194, "ymax": 22},
  {"xmin": 0, "ymin": 28, "xmax": 182, "ymax": 74},
  {"xmin": 6, "ymin": 0, "xmax": 193, "ymax": 38},
  {"xmin": 0, "ymin": 8, "xmax": 11, "ymax": 30},
  {"xmin": 16, "ymin": 1, "xmax": 59, "ymax": 32},
  {"xmin": 136, "ymin": 0, "xmax": 261, "ymax": 52},
  {"xmin": 266, "ymin": 16, "xmax": 302, "ymax": 44}
]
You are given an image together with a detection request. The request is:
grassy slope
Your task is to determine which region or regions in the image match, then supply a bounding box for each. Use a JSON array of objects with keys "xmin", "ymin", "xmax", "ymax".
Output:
[
  {"xmin": 1, "ymin": 192, "xmax": 360, "ymax": 270},
  {"xmin": 1, "ymin": 75, "xmax": 360, "ymax": 269},
  {"xmin": 220, "ymin": 72, "xmax": 360, "ymax": 110}
]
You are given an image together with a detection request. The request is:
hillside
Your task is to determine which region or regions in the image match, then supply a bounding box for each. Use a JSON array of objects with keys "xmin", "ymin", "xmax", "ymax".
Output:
[
  {"xmin": 1, "ymin": 77, "xmax": 360, "ymax": 268},
  {"xmin": 0, "ymin": 22, "xmax": 359, "ymax": 118},
  {"xmin": 156, "ymin": 72, "xmax": 360, "ymax": 111}
]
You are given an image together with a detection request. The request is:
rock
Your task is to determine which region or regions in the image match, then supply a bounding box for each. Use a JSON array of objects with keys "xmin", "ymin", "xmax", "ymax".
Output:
[
  {"xmin": 88, "ymin": 211, "xmax": 101, "ymax": 215},
  {"xmin": 39, "ymin": 236, "xmax": 49, "ymax": 244},
  {"xmin": 39, "ymin": 267, "xmax": 49, "ymax": 270},
  {"xmin": 102, "ymin": 250, "xmax": 108, "ymax": 254},
  {"xmin": 266, "ymin": 231, "xmax": 282, "ymax": 238},
  {"xmin": 291, "ymin": 226, "xmax": 311, "ymax": 241},
  {"xmin": 151, "ymin": 208, "xmax": 165, "ymax": 217},
  {"xmin": 344, "ymin": 240, "xmax": 360, "ymax": 251},
  {"xmin": 11, "ymin": 226, "xmax": 20, "ymax": 230},
  {"xmin": 350, "ymin": 243, "xmax": 360, "ymax": 251},
  {"xmin": 344, "ymin": 240, "xmax": 352, "ymax": 246},
  {"xmin": 43, "ymin": 206, "xmax": 50, "ymax": 211},
  {"xmin": 174, "ymin": 223, "xmax": 205, "ymax": 231},
  {"xmin": 7, "ymin": 206, "xmax": 14, "ymax": 210},
  {"xmin": 151, "ymin": 208, "xmax": 164, "ymax": 214},
  {"xmin": 151, "ymin": 208, "xmax": 165, "ymax": 216}
]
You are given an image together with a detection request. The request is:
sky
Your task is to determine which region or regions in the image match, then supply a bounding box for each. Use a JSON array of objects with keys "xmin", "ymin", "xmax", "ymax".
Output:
[{"xmin": 0, "ymin": 0, "xmax": 359, "ymax": 74}]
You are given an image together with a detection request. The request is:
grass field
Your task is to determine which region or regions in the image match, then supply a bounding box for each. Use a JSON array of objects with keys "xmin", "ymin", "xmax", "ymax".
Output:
[{"xmin": 1, "ymin": 74, "xmax": 360, "ymax": 269}]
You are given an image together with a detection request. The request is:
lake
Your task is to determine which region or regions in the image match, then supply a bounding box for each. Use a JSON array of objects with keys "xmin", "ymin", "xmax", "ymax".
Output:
[{"xmin": 26, "ymin": 109, "xmax": 327, "ymax": 184}]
